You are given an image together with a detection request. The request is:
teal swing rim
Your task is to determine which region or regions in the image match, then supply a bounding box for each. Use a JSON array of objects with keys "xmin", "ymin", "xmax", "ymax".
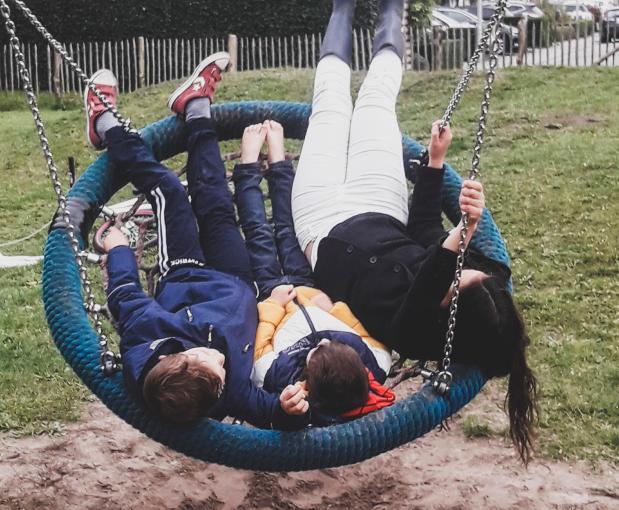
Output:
[{"xmin": 42, "ymin": 100, "xmax": 510, "ymax": 471}]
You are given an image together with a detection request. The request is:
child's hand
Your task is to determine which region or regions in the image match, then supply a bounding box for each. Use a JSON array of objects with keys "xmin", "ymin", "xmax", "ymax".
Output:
[
  {"xmin": 459, "ymin": 180, "xmax": 485, "ymax": 226},
  {"xmin": 428, "ymin": 120, "xmax": 452, "ymax": 169},
  {"xmin": 103, "ymin": 226, "xmax": 129, "ymax": 252},
  {"xmin": 263, "ymin": 120, "xmax": 285, "ymax": 164},
  {"xmin": 270, "ymin": 284, "xmax": 296, "ymax": 306},
  {"xmin": 240, "ymin": 124, "xmax": 267, "ymax": 164},
  {"xmin": 280, "ymin": 381, "xmax": 309, "ymax": 415}
]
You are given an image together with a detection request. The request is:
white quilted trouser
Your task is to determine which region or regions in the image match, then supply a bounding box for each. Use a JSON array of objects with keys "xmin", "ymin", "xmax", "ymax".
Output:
[{"xmin": 292, "ymin": 50, "xmax": 408, "ymax": 268}]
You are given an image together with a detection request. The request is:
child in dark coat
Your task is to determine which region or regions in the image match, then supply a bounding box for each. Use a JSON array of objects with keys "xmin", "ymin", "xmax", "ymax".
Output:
[
  {"xmin": 232, "ymin": 121, "xmax": 395, "ymax": 425},
  {"xmin": 88, "ymin": 53, "xmax": 305, "ymax": 429}
]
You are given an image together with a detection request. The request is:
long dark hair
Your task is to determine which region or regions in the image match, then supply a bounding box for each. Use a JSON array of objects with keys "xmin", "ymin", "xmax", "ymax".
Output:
[{"xmin": 456, "ymin": 276, "xmax": 539, "ymax": 464}]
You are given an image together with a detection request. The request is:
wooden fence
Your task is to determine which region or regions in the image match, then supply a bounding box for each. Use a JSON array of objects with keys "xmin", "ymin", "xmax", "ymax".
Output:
[{"xmin": 0, "ymin": 24, "xmax": 617, "ymax": 93}]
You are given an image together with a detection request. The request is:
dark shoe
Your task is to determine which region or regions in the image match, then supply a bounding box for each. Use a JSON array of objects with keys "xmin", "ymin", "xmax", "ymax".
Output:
[
  {"xmin": 320, "ymin": 0, "xmax": 356, "ymax": 65},
  {"xmin": 167, "ymin": 52, "xmax": 229, "ymax": 115},
  {"xmin": 50, "ymin": 196, "xmax": 99, "ymax": 247},
  {"xmin": 373, "ymin": 0, "xmax": 405, "ymax": 59}
]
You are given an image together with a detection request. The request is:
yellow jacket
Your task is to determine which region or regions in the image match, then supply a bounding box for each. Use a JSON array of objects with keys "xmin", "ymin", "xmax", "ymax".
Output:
[{"xmin": 254, "ymin": 286, "xmax": 389, "ymax": 361}]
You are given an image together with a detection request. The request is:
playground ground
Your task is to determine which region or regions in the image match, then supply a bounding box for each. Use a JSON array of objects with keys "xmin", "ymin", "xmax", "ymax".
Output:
[{"xmin": 0, "ymin": 67, "xmax": 617, "ymax": 508}]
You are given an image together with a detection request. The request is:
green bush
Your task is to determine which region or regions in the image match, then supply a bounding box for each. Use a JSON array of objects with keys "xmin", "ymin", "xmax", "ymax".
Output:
[
  {"xmin": 408, "ymin": 0, "xmax": 435, "ymax": 28},
  {"xmin": 1, "ymin": 0, "xmax": 379, "ymax": 42}
]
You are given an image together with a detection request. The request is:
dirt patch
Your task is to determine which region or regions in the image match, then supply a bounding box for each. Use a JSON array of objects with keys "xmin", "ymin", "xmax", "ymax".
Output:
[
  {"xmin": 542, "ymin": 113, "xmax": 604, "ymax": 130},
  {"xmin": 0, "ymin": 391, "xmax": 617, "ymax": 510}
]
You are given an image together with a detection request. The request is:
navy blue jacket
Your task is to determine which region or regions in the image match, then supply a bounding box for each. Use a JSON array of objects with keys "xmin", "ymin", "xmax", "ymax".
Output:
[
  {"xmin": 261, "ymin": 330, "xmax": 388, "ymax": 428},
  {"xmin": 263, "ymin": 330, "xmax": 387, "ymax": 394},
  {"xmin": 107, "ymin": 245, "xmax": 296, "ymax": 429}
]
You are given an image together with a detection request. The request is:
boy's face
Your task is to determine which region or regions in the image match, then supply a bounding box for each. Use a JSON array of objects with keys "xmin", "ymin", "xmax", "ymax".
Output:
[{"xmin": 181, "ymin": 347, "xmax": 226, "ymax": 385}]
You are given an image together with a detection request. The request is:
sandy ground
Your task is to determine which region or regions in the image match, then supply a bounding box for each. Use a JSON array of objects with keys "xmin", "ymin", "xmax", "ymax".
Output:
[{"xmin": 1, "ymin": 384, "xmax": 617, "ymax": 510}]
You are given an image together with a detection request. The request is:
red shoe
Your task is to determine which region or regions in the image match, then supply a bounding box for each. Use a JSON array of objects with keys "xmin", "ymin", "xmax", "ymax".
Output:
[
  {"xmin": 83, "ymin": 69, "xmax": 119, "ymax": 150},
  {"xmin": 167, "ymin": 51, "xmax": 230, "ymax": 116}
]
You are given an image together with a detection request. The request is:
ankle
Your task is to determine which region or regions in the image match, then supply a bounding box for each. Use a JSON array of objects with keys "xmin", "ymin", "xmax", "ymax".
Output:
[{"xmin": 185, "ymin": 97, "xmax": 212, "ymax": 122}]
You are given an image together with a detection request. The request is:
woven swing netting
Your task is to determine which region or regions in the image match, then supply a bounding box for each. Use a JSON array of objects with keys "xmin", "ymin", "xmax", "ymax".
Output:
[{"xmin": 2, "ymin": 0, "xmax": 512, "ymax": 471}]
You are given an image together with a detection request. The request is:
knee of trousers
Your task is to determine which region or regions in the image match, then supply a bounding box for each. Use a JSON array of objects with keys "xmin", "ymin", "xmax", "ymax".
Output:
[{"xmin": 152, "ymin": 171, "xmax": 186, "ymax": 197}]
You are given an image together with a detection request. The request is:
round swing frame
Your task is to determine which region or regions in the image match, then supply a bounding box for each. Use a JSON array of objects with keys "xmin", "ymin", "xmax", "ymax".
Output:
[{"xmin": 42, "ymin": 102, "xmax": 509, "ymax": 471}]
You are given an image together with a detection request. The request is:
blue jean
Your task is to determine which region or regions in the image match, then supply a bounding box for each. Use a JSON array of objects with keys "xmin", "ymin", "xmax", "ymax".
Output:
[
  {"xmin": 233, "ymin": 160, "xmax": 313, "ymax": 299},
  {"xmin": 106, "ymin": 119, "xmax": 253, "ymax": 284}
]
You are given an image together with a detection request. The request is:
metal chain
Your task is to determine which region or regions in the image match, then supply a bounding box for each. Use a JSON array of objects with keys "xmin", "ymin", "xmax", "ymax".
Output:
[
  {"xmin": 10, "ymin": 0, "xmax": 136, "ymax": 134},
  {"xmin": 434, "ymin": 1, "xmax": 506, "ymax": 395},
  {"xmin": 0, "ymin": 0, "xmax": 120, "ymax": 374},
  {"xmin": 440, "ymin": 0, "xmax": 508, "ymax": 129}
]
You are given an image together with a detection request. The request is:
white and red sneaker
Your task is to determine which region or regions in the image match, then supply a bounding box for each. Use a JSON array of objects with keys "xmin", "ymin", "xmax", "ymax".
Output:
[
  {"xmin": 167, "ymin": 51, "xmax": 230, "ymax": 116},
  {"xmin": 83, "ymin": 69, "xmax": 119, "ymax": 150}
]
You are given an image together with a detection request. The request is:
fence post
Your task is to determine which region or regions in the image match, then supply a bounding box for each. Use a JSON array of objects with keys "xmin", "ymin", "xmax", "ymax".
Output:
[
  {"xmin": 433, "ymin": 29, "xmax": 444, "ymax": 71},
  {"xmin": 138, "ymin": 36, "xmax": 145, "ymax": 88},
  {"xmin": 52, "ymin": 50, "xmax": 62, "ymax": 98},
  {"xmin": 228, "ymin": 34, "xmax": 238, "ymax": 73},
  {"xmin": 516, "ymin": 16, "xmax": 528, "ymax": 65},
  {"xmin": 402, "ymin": 0, "xmax": 413, "ymax": 70}
]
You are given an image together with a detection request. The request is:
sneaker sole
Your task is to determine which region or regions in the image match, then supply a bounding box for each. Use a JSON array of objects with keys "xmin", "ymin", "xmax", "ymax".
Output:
[
  {"xmin": 84, "ymin": 69, "xmax": 118, "ymax": 150},
  {"xmin": 166, "ymin": 51, "xmax": 230, "ymax": 112}
]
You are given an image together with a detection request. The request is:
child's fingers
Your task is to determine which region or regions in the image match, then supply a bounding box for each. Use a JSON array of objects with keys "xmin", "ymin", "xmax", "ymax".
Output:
[
  {"xmin": 292, "ymin": 399, "xmax": 309, "ymax": 415},
  {"xmin": 462, "ymin": 179, "xmax": 483, "ymax": 191}
]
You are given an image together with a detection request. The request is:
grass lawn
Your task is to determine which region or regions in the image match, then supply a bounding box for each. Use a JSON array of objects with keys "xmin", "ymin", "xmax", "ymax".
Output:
[{"xmin": 0, "ymin": 67, "xmax": 617, "ymax": 462}]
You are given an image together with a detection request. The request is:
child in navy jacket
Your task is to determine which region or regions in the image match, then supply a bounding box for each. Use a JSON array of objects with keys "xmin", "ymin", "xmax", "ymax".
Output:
[
  {"xmin": 88, "ymin": 53, "xmax": 302, "ymax": 428},
  {"xmin": 231, "ymin": 121, "xmax": 395, "ymax": 425}
]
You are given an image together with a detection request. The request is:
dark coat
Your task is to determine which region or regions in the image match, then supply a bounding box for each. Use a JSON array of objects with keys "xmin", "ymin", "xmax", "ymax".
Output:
[
  {"xmin": 313, "ymin": 166, "xmax": 511, "ymax": 363},
  {"xmin": 263, "ymin": 329, "xmax": 387, "ymax": 395},
  {"xmin": 107, "ymin": 245, "xmax": 298, "ymax": 429}
]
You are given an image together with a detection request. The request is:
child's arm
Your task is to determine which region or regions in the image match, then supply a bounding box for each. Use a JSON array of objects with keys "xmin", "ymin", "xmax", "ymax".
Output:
[
  {"xmin": 104, "ymin": 229, "xmax": 169, "ymax": 339},
  {"xmin": 406, "ymin": 122, "xmax": 453, "ymax": 248},
  {"xmin": 255, "ymin": 298, "xmax": 286, "ymax": 358},
  {"xmin": 234, "ymin": 381, "xmax": 311, "ymax": 430}
]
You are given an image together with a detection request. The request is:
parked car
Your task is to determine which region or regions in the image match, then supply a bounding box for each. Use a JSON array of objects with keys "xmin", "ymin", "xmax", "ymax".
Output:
[
  {"xmin": 600, "ymin": 7, "xmax": 619, "ymax": 40},
  {"xmin": 504, "ymin": 1, "xmax": 546, "ymax": 20},
  {"xmin": 435, "ymin": 6, "xmax": 520, "ymax": 53},
  {"xmin": 561, "ymin": 3, "xmax": 595, "ymax": 22}
]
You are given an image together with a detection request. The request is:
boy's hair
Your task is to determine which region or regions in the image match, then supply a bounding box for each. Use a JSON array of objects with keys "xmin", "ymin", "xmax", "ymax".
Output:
[
  {"xmin": 305, "ymin": 341, "xmax": 369, "ymax": 415},
  {"xmin": 142, "ymin": 353, "xmax": 223, "ymax": 423},
  {"xmin": 455, "ymin": 276, "xmax": 539, "ymax": 464}
]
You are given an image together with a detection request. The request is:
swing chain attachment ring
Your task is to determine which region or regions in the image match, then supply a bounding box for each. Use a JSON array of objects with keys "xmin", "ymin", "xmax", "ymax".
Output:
[
  {"xmin": 101, "ymin": 350, "xmax": 122, "ymax": 376},
  {"xmin": 433, "ymin": 370, "xmax": 453, "ymax": 396}
]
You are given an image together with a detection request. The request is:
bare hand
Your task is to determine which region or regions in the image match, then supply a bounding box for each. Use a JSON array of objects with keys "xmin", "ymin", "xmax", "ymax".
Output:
[
  {"xmin": 240, "ymin": 124, "xmax": 266, "ymax": 164},
  {"xmin": 103, "ymin": 226, "xmax": 129, "ymax": 252},
  {"xmin": 279, "ymin": 381, "xmax": 309, "ymax": 415},
  {"xmin": 428, "ymin": 120, "xmax": 452, "ymax": 169},
  {"xmin": 270, "ymin": 284, "xmax": 296, "ymax": 306},
  {"xmin": 459, "ymin": 179, "xmax": 485, "ymax": 225}
]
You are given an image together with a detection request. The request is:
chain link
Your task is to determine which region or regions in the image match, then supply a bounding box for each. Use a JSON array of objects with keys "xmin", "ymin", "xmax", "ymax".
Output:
[
  {"xmin": 10, "ymin": 0, "xmax": 136, "ymax": 135},
  {"xmin": 440, "ymin": 0, "xmax": 508, "ymax": 129},
  {"xmin": 1, "ymin": 0, "xmax": 121, "ymax": 374},
  {"xmin": 434, "ymin": 0, "xmax": 506, "ymax": 395}
]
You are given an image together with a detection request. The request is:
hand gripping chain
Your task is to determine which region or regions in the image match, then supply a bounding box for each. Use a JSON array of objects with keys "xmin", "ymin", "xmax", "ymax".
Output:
[{"xmin": 435, "ymin": 0, "xmax": 507, "ymax": 395}]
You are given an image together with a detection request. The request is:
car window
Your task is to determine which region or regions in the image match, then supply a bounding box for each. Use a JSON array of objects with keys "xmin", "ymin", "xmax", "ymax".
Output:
[{"xmin": 444, "ymin": 11, "xmax": 475, "ymax": 22}]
